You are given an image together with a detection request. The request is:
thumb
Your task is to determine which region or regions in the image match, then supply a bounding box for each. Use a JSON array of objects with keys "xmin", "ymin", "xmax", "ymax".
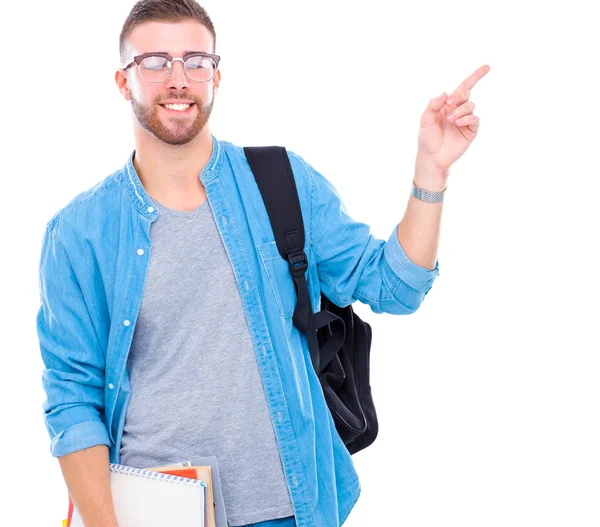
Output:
[{"xmin": 420, "ymin": 92, "xmax": 447, "ymax": 128}]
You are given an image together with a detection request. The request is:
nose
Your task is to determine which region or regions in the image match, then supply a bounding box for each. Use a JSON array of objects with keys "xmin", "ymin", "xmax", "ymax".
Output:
[{"xmin": 166, "ymin": 58, "xmax": 189, "ymax": 90}]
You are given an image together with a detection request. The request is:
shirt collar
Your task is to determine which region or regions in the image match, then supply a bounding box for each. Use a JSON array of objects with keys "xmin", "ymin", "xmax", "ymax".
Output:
[{"xmin": 123, "ymin": 133, "xmax": 223, "ymax": 221}]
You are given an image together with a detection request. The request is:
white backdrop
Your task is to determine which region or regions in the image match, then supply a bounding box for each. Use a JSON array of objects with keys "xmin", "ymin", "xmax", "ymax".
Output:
[{"xmin": 1, "ymin": 0, "xmax": 599, "ymax": 525}]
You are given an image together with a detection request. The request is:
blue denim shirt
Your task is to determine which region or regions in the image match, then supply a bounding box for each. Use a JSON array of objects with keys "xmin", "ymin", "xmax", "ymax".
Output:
[{"xmin": 36, "ymin": 134, "xmax": 439, "ymax": 526}]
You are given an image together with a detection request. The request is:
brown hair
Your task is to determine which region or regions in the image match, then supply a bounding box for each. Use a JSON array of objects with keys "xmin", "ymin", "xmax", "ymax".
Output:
[{"xmin": 119, "ymin": 0, "xmax": 217, "ymax": 65}]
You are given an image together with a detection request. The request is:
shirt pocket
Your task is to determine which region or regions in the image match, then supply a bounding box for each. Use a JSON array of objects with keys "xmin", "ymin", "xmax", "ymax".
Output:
[
  {"xmin": 257, "ymin": 240, "xmax": 297, "ymax": 319},
  {"xmin": 257, "ymin": 236, "xmax": 321, "ymax": 320}
]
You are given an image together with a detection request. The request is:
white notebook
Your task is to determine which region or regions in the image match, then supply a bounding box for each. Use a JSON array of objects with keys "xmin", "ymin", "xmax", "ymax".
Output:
[{"xmin": 70, "ymin": 463, "xmax": 206, "ymax": 527}]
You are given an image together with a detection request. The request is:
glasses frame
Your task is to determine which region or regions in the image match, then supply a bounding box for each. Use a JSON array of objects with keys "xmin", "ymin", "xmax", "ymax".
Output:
[{"xmin": 122, "ymin": 51, "xmax": 221, "ymax": 83}]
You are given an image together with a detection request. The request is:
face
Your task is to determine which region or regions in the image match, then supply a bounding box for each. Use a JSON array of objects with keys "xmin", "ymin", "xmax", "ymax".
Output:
[{"xmin": 116, "ymin": 20, "xmax": 220, "ymax": 146}]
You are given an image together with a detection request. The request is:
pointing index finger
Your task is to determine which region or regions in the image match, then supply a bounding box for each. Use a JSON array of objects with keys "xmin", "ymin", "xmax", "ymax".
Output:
[{"xmin": 457, "ymin": 64, "xmax": 491, "ymax": 91}]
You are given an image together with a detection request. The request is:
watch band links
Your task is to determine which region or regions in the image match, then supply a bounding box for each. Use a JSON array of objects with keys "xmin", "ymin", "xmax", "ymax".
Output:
[{"xmin": 412, "ymin": 180, "xmax": 446, "ymax": 203}]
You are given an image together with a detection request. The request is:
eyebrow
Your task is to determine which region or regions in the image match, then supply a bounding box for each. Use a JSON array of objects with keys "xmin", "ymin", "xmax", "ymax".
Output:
[{"xmin": 153, "ymin": 50, "xmax": 209, "ymax": 55}]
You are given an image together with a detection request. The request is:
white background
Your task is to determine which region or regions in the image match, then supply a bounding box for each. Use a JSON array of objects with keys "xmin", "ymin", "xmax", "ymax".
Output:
[{"xmin": 1, "ymin": 0, "xmax": 599, "ymax": 525}]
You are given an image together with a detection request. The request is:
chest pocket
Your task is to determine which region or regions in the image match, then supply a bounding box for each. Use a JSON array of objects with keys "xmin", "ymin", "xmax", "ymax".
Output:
[{"xmin": 257, "ymin": 239, "xmax": 317, "ymax": 319}]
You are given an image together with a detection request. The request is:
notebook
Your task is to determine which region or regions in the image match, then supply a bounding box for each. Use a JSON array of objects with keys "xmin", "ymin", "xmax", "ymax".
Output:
[
  {"xmin": 69, "ymin": 463, "xmax": 206, "ymax": 527},
  {"xmin": 145, "ymin": 464, "xmax": 216, "ymax": 527},
  {"xmin": 66, "ymin": 468, "xmax": 205, "ymax": 526},
  {"xmin": 156, "ymin": 467, "xmax": 200, "ymax": 480}
]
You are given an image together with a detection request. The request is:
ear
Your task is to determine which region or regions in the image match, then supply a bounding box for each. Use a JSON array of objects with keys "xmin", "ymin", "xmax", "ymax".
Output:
[
  {"xmin": 115, "ymin": 69, "xmax": 131, "ymax": 101},
  {"xmin": 213, "ymin": 69, "xmax": 221, "ymax": 94}
]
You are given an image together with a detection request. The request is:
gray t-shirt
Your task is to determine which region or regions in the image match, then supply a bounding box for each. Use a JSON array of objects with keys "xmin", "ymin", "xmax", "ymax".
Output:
[{"xmin": 119, "ymin": 197, "xmax": 294, "ymax": 526}]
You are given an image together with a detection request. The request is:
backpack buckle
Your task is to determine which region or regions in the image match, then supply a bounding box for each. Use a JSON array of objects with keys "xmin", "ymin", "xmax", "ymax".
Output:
[{"xmin": 288, "ymin": 251, "xmax": 308, "ymax": 276}]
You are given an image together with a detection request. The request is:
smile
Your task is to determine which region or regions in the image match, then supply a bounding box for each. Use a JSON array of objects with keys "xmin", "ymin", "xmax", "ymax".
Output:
[{"xmin": 159, "ymin": 103, "xmax": 196, "ymax": 114}]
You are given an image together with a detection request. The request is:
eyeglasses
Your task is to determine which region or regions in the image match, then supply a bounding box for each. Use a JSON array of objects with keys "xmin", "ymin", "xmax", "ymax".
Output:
[{"xmin": 122, "ymin": 52, "xmax": 221, "ymax": 83}]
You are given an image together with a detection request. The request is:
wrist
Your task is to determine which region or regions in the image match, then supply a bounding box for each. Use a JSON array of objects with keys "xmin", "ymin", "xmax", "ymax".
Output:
[{"xmin": 414, "ymin": 154, "xmax": 448, "ymax": 192}]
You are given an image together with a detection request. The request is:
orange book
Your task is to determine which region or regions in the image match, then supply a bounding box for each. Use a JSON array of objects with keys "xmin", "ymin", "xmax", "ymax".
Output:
[
  {"xmin": 66, "ymin": 497, "xmax": 73, "ymax": 527},
  {"xmin": 155, "ymin": 467, "xmax": 199, "ymax": 479}
]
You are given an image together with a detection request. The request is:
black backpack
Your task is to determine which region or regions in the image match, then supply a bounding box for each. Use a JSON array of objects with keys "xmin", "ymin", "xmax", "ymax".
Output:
[{"xmin": 244, "ymin": 146, "xmax": 378, "ymax": 455}]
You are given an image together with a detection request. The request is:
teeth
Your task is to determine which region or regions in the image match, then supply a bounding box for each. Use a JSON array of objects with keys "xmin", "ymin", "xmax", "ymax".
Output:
[{"xmin": 164, "ymin": 103, "xmax": 191, "ymax": 111}]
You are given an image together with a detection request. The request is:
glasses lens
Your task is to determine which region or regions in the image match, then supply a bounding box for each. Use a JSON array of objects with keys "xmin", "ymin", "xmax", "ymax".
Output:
[
  {"xmin": 139, "ymin": 55, "xmax": 170, "ymax": 82},
  {"xmin": 185, "ymin": 55, "xmax": 216, "ymax": 82}
]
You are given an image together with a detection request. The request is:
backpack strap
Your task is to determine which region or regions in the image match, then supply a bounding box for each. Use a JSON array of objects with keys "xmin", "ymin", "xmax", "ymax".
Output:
[
  {"xmin": 243, "ymin": 146, "xmax": 345, "ymax": 374},
  {"xmin": 243, "ymin": 146, "xmax": 305, "ymax": 261}
]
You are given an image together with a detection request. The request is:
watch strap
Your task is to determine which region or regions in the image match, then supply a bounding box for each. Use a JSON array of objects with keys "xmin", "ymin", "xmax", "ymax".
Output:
[{"xmin": 412, "ymin": 180, "xmax": 446, "ymax": 203}]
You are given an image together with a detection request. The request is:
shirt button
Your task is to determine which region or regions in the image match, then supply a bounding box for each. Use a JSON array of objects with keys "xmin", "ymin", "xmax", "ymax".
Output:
[
  {"xmin": 108, "ymin": 383, "xmax": 114, "ymax": 390},
  {"xmin": 147, "ymin": 206, "xmax": 155, "ymax": 213},
  {"xmin": 261, "ymin": 345, "xmax": 267, "ymax": 356},
  {"xmin": 244, "ymin": 281, "xmax": 250, "ymax": 290},
  {"xmin": 292, "ymin": 475, "xmax": 298, "ymax": 486},
  {"xmin": 221, "ymin": 217, "xmax": 227, "ymax": 227},
  {"xmin": 277, "ymin": 412, "xmax": 283, "ymax": 422},
  {"xmin": 123, "ymin": 320, "xmax": 131, "ymax": 327},
  {"xmin": 137, "ymin": 249, "xmax": 144, "ymax": 256}
]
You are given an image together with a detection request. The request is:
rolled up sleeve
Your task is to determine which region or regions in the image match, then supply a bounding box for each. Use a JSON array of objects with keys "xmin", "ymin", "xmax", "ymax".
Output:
[
  {"xmin": 295, "ymin": 153, "xmax": 440, "ymax": 315},
  {"xmin": 36, "ymin": 223, "xmax": 110, "ymax": 458},
  {"xmin": 382, "ymin": 223, "xmax": 440, "ymax": 310}
]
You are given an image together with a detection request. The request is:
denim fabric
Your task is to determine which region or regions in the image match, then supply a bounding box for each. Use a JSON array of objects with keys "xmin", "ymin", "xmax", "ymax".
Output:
[{"xmin": 36, "ymin": 134, "xmax": 439, "ymax": 526}]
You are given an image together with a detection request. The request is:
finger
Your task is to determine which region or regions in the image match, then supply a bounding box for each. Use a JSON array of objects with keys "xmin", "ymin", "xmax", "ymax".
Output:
[
  {"xmin": 457, "ymin": 64, "xmax": 491, "ymax": 92},
  {"xmin": 446, "ymin": 101, "xmax": 475, "ymax": 122},
  {"xmin": 454, "ymin": 114, "xmax": 480, "ymax": 128},
  {"xmin": 446, "ymin": 88, "xmax": 470, "ymax": 108},
  {"xmin": 421, "ymin": 92, "xmax": 448, "ymax": 127}
]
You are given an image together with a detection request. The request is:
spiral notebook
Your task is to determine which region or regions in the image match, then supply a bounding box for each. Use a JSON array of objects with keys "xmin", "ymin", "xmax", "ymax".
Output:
[{"xmin": 69, "ymin": 463, "xmax": 206, "ymax": 527}]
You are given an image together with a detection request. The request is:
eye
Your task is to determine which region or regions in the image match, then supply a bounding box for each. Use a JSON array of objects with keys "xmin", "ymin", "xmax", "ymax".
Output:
[
  {"xmin": 140, "ymin": 55, "xmax": 169, "ymax": 71},
  {"xmin": 186, "ymin": 56, "xmax": 214, "ymax": 70}
]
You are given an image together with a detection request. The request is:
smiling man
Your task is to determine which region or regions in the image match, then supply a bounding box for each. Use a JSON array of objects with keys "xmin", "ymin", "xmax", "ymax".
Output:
[{"xmin": 36, "ymin": 1, "xmax": 489, "ymax": 526}]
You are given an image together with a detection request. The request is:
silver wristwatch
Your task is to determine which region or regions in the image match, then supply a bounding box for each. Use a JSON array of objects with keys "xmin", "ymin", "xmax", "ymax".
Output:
[{"xmin": 412, "ymin": 180, "xmax": 446, "ymax": 203}]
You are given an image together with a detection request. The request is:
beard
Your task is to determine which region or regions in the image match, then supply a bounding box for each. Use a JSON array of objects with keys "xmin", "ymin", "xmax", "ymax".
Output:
[{"xmin": 130, "ymin": 92, "xmax": 214, "ymax": 146}]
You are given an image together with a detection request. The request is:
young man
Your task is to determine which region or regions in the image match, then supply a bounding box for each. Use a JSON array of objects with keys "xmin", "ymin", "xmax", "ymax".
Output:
[{"xmin": 36, "ymin": 1, "xmax": 488, "ymax": 526}]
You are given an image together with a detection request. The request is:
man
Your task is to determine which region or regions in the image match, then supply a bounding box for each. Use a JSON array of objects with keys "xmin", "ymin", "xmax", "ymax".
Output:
[{"xmin": 35, "ymin": 1, "xmax": 489, "ymax": 526}]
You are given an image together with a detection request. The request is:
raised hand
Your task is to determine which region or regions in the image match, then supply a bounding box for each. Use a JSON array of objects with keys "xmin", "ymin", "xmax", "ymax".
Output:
[{"xmin": 417, "ymin": 64, "xmax": 491, "ymax": 175}]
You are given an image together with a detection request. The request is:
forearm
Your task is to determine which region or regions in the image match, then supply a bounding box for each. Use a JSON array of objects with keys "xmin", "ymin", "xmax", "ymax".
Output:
[
  {"xmin": 58, "ymin": 444, "xmax": 118, "ymax": 527},
  {"xmin": 396, "ymin": 154, "xmax": 448, "ymax": 271}
]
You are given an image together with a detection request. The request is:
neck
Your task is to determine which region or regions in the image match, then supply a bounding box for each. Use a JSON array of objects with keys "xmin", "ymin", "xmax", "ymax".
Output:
[{"xmin": 132, "ymin": 127, "xmax": 213, "ymax": 210}]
